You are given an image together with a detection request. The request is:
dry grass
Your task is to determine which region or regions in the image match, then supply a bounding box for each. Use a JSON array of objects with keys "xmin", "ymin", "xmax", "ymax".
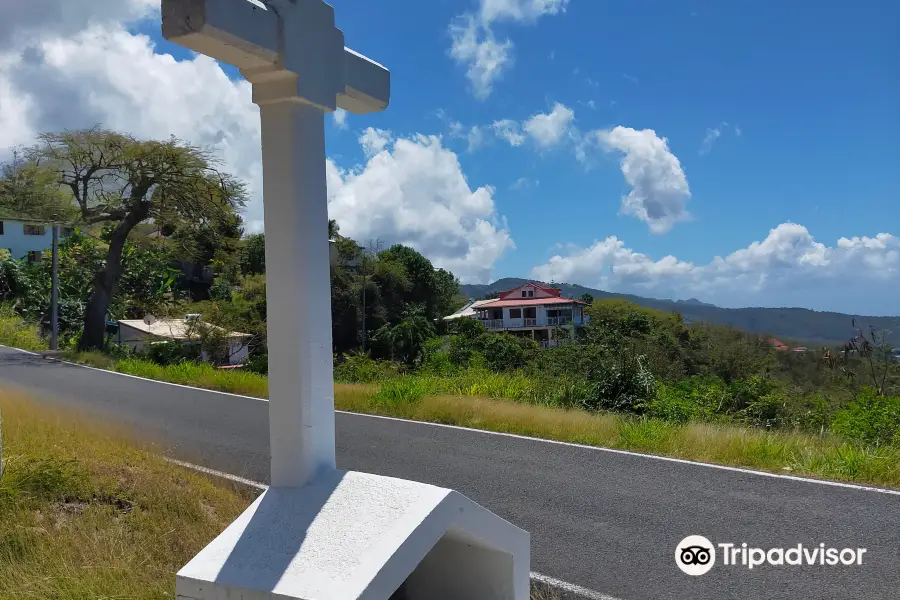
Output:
[
  {"xmin": 0, "ymin": 388, "xmax": 567, "ymax": 599},
  {"xmin": 59, "ymin": 353, "xmax": 900, "ymax": 489},
  {"xmin": 530, "ymin": 582, "xmax": 565, "ymax": 599},
  {"xmin": 0, "ymin": 389, "xmax": 258, "ymax": 600},
  {"xmin": 334, "ymin": 393, "xmax": 900, "ymax": 489}
]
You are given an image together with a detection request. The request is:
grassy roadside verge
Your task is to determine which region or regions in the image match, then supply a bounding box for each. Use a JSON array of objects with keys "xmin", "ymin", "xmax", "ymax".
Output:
[
  {"xmin": 0, "ymin": 310, "xmax": 47, "ymax": 353},
  {"xmin": 0, "ymin": 390, "xmax": 257, "ymax": 599},
  {"xmin": 62, "ymin": 352, "xmax": 900, "ymax": 490},
  {"xmin": 0, "ymin": 390, "xmax": 560, "ymax": 600}
]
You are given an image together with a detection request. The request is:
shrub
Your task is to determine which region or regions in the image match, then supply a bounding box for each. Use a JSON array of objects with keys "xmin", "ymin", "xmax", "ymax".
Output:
[
  {"xmin": 447, "ymin": 334, "xmax": 479, "ymax": 368},
  {"xmin": 334, "ymin": 354, "xmax": 401, "ymax": 383},
  {"xmin": 582, "ymin": 353, "xmax": 657, "ymax": 413},
  {"xmin": 145, "ymin": 340, "xmax": 191, "ymax": 366},
  {"xmin": 729, "ymin": 376, "xmax": 788, "ymax": 427},
  {"xmin": 833, "ymin": 388, "xmax": 900, "ymax": 446},
  {"xmin": 479, "ymin": 333, "xmax": 537, "ymax": 372},
  {"xmin": 421, "ymin": 350, "xmax": 455, "ymax": 376},
  {"xmin": 644, "ymin": 376, "xmax": 728, "ymax": 424},
  {"xmin": 0, "ymin": 305, "xmax": 47, "ymax": 351},
  {"xmin": 245, "ymin": 353, "xmax": 269, "ymax": 375}
]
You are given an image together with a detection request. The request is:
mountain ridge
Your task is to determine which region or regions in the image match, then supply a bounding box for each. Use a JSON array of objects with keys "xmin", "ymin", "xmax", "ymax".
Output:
[{"xmin": 459, "ymin": 278, "xmax": 900, "ymax": 347}]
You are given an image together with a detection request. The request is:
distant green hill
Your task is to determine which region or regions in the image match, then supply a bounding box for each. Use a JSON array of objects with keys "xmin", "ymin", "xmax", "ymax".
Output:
[{"xmin": 459, "ymin": 278, "xmax": 900, "ymax": 347}]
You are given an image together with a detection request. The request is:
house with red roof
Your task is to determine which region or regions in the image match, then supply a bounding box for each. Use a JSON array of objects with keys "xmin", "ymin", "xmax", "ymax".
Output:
[{"xmin": 444, "ymin": 282, "xmax": 589, "ymax": 347}]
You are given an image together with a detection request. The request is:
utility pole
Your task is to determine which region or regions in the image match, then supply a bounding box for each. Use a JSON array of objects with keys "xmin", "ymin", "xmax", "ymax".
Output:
[
  {"xmin": 50, "ymin": 223, "xmax": 59, "ymax": 350},
  {"xmin": 359, "ymin": 238, "xmax": 382, "ymax": 353},
  {"xmin": 361, "ymin": 249, "xmax": 367, "ymax": 353}
]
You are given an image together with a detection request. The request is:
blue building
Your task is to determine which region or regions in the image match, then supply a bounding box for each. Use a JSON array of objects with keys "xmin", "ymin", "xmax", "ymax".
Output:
[{"xmin": 0, "ymin": 218, "xmax": 71, "ymax": 262}]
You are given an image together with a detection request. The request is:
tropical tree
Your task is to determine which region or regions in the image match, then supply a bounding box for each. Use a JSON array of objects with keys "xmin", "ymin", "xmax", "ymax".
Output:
[
  {"xmin": 386, "ymin": 307, "xmax": 435, "ymax": 366},
  {"xmin": 0, "ymin": 151, "xmax": 75, "ymax": 221},
  {"xmin": 30, "ymin": 128, "xmax": 246, "ymax": 350}
]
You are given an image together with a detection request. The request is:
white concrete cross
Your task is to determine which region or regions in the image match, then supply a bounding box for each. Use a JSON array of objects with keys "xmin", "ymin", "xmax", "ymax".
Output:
[
  {"xmin": 163, "ymin": 0, "xmax": 390, "ymax": 489},
  {"xmin": 163, "ymin": 4, "xmax": 530, "ymax": 598}
]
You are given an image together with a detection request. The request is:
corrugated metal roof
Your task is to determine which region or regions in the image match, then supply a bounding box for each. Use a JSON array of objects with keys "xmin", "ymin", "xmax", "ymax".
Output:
[
  {"xmin": 443, "ymin": 298, "xmax": 499, "ymax": 320},
  {"xmin": 118, "ymin": 319, "xmax": 250, "ymax": 340},
  {"xmin": 481, "ymin": 297, "xmax": 584, "ymax": 308}
]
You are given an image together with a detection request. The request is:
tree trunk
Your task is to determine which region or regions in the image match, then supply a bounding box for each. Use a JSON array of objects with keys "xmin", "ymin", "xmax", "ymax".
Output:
[{"xmin": 77, "ymin": 207, "xmax": 148, "ymax": 351}]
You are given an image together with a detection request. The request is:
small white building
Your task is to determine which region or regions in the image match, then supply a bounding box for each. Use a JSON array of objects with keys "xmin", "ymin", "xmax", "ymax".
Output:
[
  {"xmin": 0, "ymin": 218, "xmax": 73, "ymax": 262},
  {"xmin": 444, "ymin": 282, "xmax": 589, "ymax": 347},
  {"xmin": 116, "ymin": 317, "xmax": 251, "ymax": 365}
]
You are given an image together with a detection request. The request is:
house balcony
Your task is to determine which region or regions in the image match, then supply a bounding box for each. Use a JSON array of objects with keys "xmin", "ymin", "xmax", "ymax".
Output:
[{"xmin": 480, "ymin": 317, "xmax": 587, "ymax": 330}]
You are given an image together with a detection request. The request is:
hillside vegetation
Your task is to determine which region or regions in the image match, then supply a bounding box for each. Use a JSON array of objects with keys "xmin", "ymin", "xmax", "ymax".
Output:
[{"xmin": 461, "ymin": 278, "xmax": 900, "ymax": 347}]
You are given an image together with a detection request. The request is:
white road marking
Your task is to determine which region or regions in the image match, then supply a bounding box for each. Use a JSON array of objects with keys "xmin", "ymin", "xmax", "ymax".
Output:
[
  {"xmin": 2, "ymin": 343, "xmax": 899, "ymax": 496},
  {"xmin": 163, "ymin": 457, "xmax": 267, "ymax": 490},
  {"xmin": 531, "ymin": 572, "xmax": 625, "ymax": 600},
  {"xmin": 0, "ymin": 344, "xmax": 39, "ymax": 356},
  {"xmin": 164, "ymin": 456, "xmax": 622, "ymax": 600}
]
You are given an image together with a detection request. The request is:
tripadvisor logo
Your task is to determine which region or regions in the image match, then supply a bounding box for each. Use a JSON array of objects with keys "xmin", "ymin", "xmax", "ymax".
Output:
[
  {"xmin": 675, "ymin": 536, "xmax": 867, "ymax": 576},
  {"xmin": 676, "ymin": 535, "xmax": 716, "ymax": 576}
]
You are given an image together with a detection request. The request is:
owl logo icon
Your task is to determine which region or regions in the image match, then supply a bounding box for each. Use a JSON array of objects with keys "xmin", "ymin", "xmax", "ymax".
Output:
[{"xmin": 676, "ymin": 536, "xmax": 716, "ymax": 576}]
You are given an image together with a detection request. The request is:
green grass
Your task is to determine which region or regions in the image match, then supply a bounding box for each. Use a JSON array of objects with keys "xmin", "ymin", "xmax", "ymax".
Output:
[
  {"xmin": 0, "ymin": 309, "xmax": 47, "ymax": 353},
  {"xmin": 71, "ymin": 352, "xmax": 269, "ymax": 398},
  {"xmin": 54, "ymin": 353, "xmax": 900, "ymax": 490},
  {"xmin": 0, "ymin": 389, "xmax": 257, "ymax": 599}
]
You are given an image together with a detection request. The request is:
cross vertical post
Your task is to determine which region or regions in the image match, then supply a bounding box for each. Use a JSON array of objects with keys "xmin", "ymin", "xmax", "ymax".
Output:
[
  {"xmin": 259, "ymin": 100, "xmax": 335, "ymax": 487},
  {"xmin": 163, "ymin": 0, "xmax": 388, "ymax": 489}
]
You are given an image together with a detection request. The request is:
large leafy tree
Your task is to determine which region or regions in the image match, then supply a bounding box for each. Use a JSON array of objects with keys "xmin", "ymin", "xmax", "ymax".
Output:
[
  {"xmin": 0, "ymin": 151, "xmax": 76, "ymax": 221},
  {"xmin": 377, "ymin": 245, "xmax": 459, "ymax": 321},
  {"xmin": 31, "ymin": 128, "xmax": 246, "ymax": 350}
]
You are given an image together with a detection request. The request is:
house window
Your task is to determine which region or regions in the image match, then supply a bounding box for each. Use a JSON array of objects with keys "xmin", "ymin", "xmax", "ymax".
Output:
[
  {"xmin": 521, "ymin": 291, "xmax": 527, "ymax": 297},
  {"xmin": 509, "ymin": 308, "xmax": 522, "ymax": 319},
  {"xmin": 61, "ymin": 227, "xmax": 75, "ymax": 237},
  {"xmin": 0, "ymin": 221, "xmax": 4, "ymax": 235},
  {"xmin": 527, "ymin": 290, "xmax": 534, "ymax": 298},
  {"xmin": 23, "ymin": 224, "xmax": 46, "ymax": 236},
  {"xmin": 27, "ymin": 251, "xmax": 43, "ymax": 264}
]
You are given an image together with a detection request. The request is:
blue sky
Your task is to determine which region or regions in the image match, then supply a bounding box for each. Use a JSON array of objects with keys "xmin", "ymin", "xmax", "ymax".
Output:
[
  {"xmin": 1, "ymin": 0, "xmax": 898, "ymax": 314},
  {"xmin": 321, "ymin": 0, "xmax": 899, "ymax": 275}
]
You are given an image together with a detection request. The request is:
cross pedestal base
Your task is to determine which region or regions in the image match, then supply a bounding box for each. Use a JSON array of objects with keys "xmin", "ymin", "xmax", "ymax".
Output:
[{"xmin": 176, "ymin": 470, "xmax": 530, "ymax": 600}]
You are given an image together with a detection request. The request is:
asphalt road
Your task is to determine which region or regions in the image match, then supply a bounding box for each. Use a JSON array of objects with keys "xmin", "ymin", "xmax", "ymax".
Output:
[{"xmin": 1, "ymin": 346, "xmax": 898, "ymax": 600}]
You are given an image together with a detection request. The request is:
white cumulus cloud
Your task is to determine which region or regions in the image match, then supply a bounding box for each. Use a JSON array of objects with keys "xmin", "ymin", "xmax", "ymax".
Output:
[
  {"xmin": 699, "ymin": 121, "xmax": 738, "ymax": 155},
  {"xmin": 523, "ymin": 102, "xmax": 575, "ymax": 148},
  {"xmin": 591, "ymin": 126, "xmax": 691, "ymax": 234},
  {"xmin": 449, "ymin": 0, "xmax": 568, "ymax": 99},
  {"xmin": 359, "ymin": 127, "xmax": 393, "ymax": 158},
  {"xmin": 0, "ymin": 23, "xmax": 265, "ymax": 229},
  {"xmin": 327, "ymin": 135, "xmax": 514, "ymax": 283},
  {"xmin": 0, "ymin": 4, "xmax": 513, "ymax": 280},
  {"xmin": 332, "ymin": 107, "xmax": 348, "ymax": 130},
  {"xmin": 492, "ymin": 119, "xmax": 527, "ymax": 146},
  {"xmin": 530, "ymin": 223, "xmax": 900, "ymax": 314}
]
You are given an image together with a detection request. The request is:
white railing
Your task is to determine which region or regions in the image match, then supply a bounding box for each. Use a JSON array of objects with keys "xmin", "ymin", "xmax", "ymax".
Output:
[{"xmin": 480, "ymin": 317, "xmax": 583, "ymax": 329}]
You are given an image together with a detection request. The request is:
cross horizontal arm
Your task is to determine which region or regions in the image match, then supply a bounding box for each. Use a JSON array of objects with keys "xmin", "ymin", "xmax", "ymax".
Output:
[
  {"xmin": 162, "ymin": 0, "xmax": 279, "ymax": 70},
  {"xmin": 162, "ymin": 0, "xmax": 390, "ymax": 113},
  {"xmin": 338, "ymin": 48, "xmax": 390, "ymax": 114}
]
